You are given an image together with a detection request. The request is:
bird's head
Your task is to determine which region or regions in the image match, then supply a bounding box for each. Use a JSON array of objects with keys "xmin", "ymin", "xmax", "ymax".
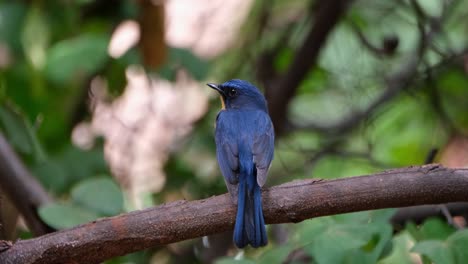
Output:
[{"xmin": 207, "ymin": 79, "xmax": 268, "ymax": 112}]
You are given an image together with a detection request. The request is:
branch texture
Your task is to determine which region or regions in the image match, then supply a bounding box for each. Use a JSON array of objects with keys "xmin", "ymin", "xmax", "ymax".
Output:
[{"xmin": 1, "ymin": 164, "xmax": 467, "ymax": 264}]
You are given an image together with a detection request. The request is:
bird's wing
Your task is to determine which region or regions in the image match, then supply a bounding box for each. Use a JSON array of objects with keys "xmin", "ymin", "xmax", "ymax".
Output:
[
  {"xmin": 253, "ymin": 112, "xmax": 275, "ymax": 187},
  {"xmin": 215, "ymin": 111, "xmax": 239, "ymax": 201}
]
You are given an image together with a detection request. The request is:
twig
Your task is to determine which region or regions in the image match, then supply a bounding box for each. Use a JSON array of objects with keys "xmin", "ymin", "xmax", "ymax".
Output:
[
  {"xmin": 0, "ymin": 195, "xmax": 3, "ymax": 239},
  {"xmin": 1, "ymin": 164, "xmax": 467, "ymax": 264},
  {"xmin": 0, "ymin": 133, "xmax": 52, "ymax": 236},
  {"xmin": 292, "ymin": 0, "xmax": 453, "ymax": 135},
  {"xmin": 391, "ymin": 202, "xmax": 468, "ymax": 228},
  {"xmin": 424, "ymin": 61, "xmax": 456, "ymax": 131},
  {"xmin": 350, "ymin": 22, "xmax": 394, "ymax": 57},
  {"xmin": 294, "ymin": 51, "xmax": 421, "ymax": 134}
]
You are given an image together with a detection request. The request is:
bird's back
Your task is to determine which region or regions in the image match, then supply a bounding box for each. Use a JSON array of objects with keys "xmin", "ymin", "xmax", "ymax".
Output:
[
  {"xmin": 215, "ymin": 109, "xmax": 274, "ymax": 196},
  {"xmin": 209, "ymin": 79, "xmax": 274, "ymax": 248},
  {"xmin": 215, "ymin": 109, "xmax": 271, "ymax": 152}
]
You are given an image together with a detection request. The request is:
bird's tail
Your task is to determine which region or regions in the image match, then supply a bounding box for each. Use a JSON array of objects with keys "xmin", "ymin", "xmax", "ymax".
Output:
[{"xmin": 234, "ymin": 149, "xmax": 267, "ymax": 248}]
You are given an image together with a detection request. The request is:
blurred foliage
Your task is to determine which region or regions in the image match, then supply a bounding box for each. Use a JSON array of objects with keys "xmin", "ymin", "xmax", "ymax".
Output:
[
  {"xmin": 0, "ymin": 0, "xmax": 467, "ymax": 263},
  {"xmin": 39, "ymin": 177, "xmax": 123, "ymax": 229}
]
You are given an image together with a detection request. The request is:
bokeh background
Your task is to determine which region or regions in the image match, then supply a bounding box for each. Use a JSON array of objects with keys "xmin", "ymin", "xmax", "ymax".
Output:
[{"xmin": 1, "ymin": 0, "xmax": 468, "ymax": 263}]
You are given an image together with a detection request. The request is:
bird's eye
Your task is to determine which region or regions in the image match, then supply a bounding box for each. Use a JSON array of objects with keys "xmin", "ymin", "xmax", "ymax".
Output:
[{"xmin": 228, "ymin": 88, "xmax": 237, "ymax": 97}]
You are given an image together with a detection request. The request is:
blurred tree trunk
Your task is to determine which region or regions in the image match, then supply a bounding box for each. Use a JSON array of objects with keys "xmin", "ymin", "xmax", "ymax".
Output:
[
  {"xmin": 0, "ymin": 191, "xmax": 18, "ymax": 240},
  {"xmin": 139, "ymin": 0, "xmax": 167, "ymax": 68}
]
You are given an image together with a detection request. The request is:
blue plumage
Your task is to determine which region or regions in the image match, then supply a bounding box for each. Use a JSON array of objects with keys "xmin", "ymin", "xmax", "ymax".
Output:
[{"xmin": 208, "ymin": 79, "xmax": 274, "ymax": 248}]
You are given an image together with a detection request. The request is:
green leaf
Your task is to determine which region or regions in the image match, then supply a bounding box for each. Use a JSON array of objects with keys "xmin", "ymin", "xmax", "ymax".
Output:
[
  {"xmin": 418, "ymin": 0, "xmax": 444, "ymax": 17},
  {"xmin": 0, "ymin": 104, "xmax": 31, "ymax": 154},
  {"xmin": 297, "ymin": 216, "xmax": 393, "ymax": 264},
  {"xmin": 71, "ymin": 177, "xmax": 123, "ymax": 216},
  {"xmin": 0, "ymin": 103, "xmax": 46, "ymax": 161},
  {"xmin": 38, "ymin": 202, "xmax": 99, "ymax": 229},
  {"xmin": 105, "ymin": 251, "xmax": 151, "ymax": 264},
  {"xmin": 274, "ymin": 48, "xmax": 293, "ymax": 73},
  {"xmin": 368, "ymin": 209, "xmax": 398, "ymax": 224},
  {"xmin": 159, "ymin": 48, "xmax": 210, "ymax": 81},
  {"xmin": 21, "ymin": 4, "xmax": 49, "ymax": 69},
  {"xmin": 379, "ymin": 231, "xmax": 416, "ymax": 264},
  {"xmin": 297, "ymin": 67, "xmax": 329, "ymax": 95},
  {"xmin": 310, "ymin": 156, "xmax": 378, "ymax": 179},
  {"xmin": 0, "ymin": 2, "xmax": 27, "ymax": 54},
  {"xmin": 406, "ymin": 218, "xmax": 455, "ymax": 242},
  {"xmin": 304, "ymin": 224, "xmax": 371, "ymax": 264},
  {"xmin": 32, "ymin": 159, "xmax": 68, "ymax": 194},
  {"xmin": 405, "ymin": 222, "xmax": 422, "ymax": 241},
  {"xmin": 369, "ymin": 96, "xmax": 448, "ymax": 166},
  {"xmin": 45, "ymin": 33, "xmax": 109, "ymax": 84},
  {"xmin": 419, "ymin": 218, "xmax": 455, "ymax": 240},
  {"xmin": 258, "ymin": 245, "xmax": 292, "ymax": 264},
  {"xmin": 447, "ymin": 229, "xmax": 468, "ymax": 263},
  {"xmin": 411, "ymin": 229, "xmax": 468, "ymax": 264},
  {"xmin": 438, "ymin": 69, "xmax": 468, "ymax": 131},
  {"xmin": 294, "ymin": 217, "xmax": 335, "ymax": 245},
  {"xmin": 58, "ymin": 145, "xmax": 108, "ymax": 183},
  {"xmin": 215, "ymin": 258, "xmax": 257, "ymax": 264},
  {"xmin": 412, "ymin": 240, "xmax": 454, "ymax": 264}
]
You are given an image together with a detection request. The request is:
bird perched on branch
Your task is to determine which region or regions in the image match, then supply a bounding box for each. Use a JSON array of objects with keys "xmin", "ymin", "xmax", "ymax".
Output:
[{"xmin": 207, "ymin": 79, "xmax": 274, "ymax": 248}]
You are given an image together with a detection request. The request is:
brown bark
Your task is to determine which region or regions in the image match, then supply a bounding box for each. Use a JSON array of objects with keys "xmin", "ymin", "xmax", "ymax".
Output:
[{"xmin": 1, "ymin": 164, "xmax": 467, "ymax": 264}]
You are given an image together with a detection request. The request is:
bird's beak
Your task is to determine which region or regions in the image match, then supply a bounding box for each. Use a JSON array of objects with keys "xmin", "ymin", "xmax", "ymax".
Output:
[{"xmin": 207, "ymin": 83, "xmax": 226, "ymax": 97}]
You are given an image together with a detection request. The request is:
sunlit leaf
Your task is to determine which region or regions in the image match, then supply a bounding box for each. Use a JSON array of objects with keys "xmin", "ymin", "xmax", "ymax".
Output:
[
  {"xmin": 296, "ymin": 67, "xmax": 329, "ymax": 95},
  {"xmin": 21, "ymin": 4, "xmax": 49, "ymax": 69},
  {"xmin": 418, "ymin": 0, "xmax": 444, "ymax": 17},
  {"xmin": 368, "ymin": 96, "xmax": 448, "ymax": 166},
  {"xmin": 379, "ymin": 232, "xmax": 416, "ymax": 264},
  {"xmin": 311, "ymin": 156, "xmax": 379, "ymax": 179},
  {"xmin": 412, "ymin": 240, "xmax": 454, "ymax": 264},
  {"xmin": 447, "ymin": 229, "xmax": 468, "ymax": 263}
]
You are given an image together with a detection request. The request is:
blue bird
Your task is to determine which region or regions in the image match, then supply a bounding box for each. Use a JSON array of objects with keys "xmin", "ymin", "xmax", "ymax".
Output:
[{"xmin": 207, "ymin": 79, "xmax": 274, "ymax": 248}]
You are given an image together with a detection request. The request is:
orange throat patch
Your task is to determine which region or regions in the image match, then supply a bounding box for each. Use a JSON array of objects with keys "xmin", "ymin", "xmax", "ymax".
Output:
[{"xmin": 219, "ymin": 95, "xmax": 226, "ymax": 110}]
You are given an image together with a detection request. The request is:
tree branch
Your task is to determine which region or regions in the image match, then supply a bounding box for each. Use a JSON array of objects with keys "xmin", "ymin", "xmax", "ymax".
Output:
[
  {"xmin": 0, "ymin": 133, "xmax": 52, "ymax": 236},
  {"xmin": 267, "ymin": 0, "xmax": 352, "ymax": 135},
  {"xmin": 291, "ymin": 0, "xmax": 456, "ymax": 135},
  {"xmin": 1, "ymin": 164, "xmax": 467, "ymax": 264},
  {"xmin": 350, "ymin": 22, "xmax": 398, "ymax": 57},
  {"xmin": 295, "ymin": 53, "xmax": 421, "ymax": 134},
  {"xmin": 391, "ymin": 202, "xmax": 468, "ymax": 228}
]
